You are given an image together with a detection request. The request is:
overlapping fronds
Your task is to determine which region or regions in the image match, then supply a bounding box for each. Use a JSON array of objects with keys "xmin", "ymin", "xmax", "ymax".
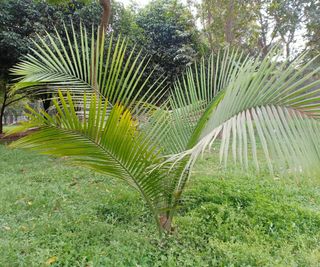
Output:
[
  {"xmin": 143, "ymin": 49, "xmax": 248, "ymax": 212},
  {"xmin": 166, "ymin": 49, "xmax": 320, "ymax": 177},
  {"xmin": 10, "ymin": 23, "xmax": 167, "ymax": 115},
  {"xmin": 158, "ymin": 49, "xmax": 246, "ymax": 154},
  {"xmin": 9, "ymin": 91, "xmax": 170, "ymax": 230},
  {"xmin": 9, "ymin": 28, "xmax": 320, "ymax": 233}
]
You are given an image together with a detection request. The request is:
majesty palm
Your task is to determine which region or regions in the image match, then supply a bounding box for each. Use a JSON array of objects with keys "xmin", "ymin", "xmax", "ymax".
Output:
[{"xmin": 9, "ymin": 23, "xmax": 320, "ymax": 234}]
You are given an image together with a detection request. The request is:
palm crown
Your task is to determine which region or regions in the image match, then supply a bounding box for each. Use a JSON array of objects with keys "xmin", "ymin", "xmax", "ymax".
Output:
[{"xmin": 9, "ymin": 23, "xmax": 320, "ymax": 233}]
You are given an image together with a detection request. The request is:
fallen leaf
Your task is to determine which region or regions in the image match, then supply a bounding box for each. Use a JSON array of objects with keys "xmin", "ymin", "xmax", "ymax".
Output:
[{"xmin": 45, "ymin": 256, "xmax": 57, "ymax": 265}]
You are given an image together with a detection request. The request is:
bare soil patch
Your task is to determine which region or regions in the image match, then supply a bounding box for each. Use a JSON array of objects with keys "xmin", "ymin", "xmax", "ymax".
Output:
[{"xmin": 0, "ymin": 129, "xmax": 37, "ymax": 142}]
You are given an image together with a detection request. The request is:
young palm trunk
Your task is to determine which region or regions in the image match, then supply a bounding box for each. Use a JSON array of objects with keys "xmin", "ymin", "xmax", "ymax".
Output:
[{"xmin": 160, "ymin": 214, "xmax": 173, "ymax": 232}]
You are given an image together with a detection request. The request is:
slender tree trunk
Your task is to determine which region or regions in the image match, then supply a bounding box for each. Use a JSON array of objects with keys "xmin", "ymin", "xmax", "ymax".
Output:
[
  {"xmin": 204, "ymin": 0, "xmax": 214, "ymax": 51},
  {"xmin": 41, "ymin": 93, "xmax": 51, "ymax": 112},
  {"xmin": 285, "ymin": 42, "xmax": 290, "ymax": 59},
  {"xmin": 257, "ymin": 9, "xmax": 269, "ymax": 58},
  {"xmin": 160, "ymin": 214, "xmax": 173, "ymax": 232},
  {"xmin": 92, "ymin": 0, "xmax": 111, "ymax": 90},
  {"xmin": 0, "ymin": 89, "xmax": 7, "ymax": 134},
  {"xmin": 207, "ymin": 8, "xmax": 214, "ymax": 51},
  {"xmin": 225, "ymin": 0, "xmax": 235, "ymax": 45},
  {"xmin": 99, "ymin": 0, "xmax": 111, "ymax": 37}
]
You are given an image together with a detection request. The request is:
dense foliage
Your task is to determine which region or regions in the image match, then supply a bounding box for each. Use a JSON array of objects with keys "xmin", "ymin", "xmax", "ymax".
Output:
[
  {"xmin": 0, "ymin": 0, "xmax": 96, "ymax": 133},
  {"xmin": 0, "ymin": 0, "xmax": 201, "ymax": 132},
  {"xmin": 135, "ymin": 0, "xmax": 200, "ymax": 83}
]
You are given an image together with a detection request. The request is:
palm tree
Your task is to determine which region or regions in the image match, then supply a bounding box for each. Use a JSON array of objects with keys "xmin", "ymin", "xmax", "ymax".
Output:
[{"xmin": 9, "ymin": 24, "xmax": 320, "ymax": 234}]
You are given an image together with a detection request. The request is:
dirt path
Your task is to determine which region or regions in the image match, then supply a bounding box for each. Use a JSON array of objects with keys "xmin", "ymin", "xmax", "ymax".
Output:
[{"xmin": 0, "ymin": 129, "xmax": 37, "ymax": 143}]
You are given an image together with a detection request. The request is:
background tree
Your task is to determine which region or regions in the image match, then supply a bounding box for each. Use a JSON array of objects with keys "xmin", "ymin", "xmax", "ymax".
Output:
[
  {"xmin": 136, "ymin": 0, "xmax": 200, "ymax": 84},
  {"xmin": 304, "ymin": 0, "xmax": 320, "ymax": 64},
  {"xmin": 267, "ymin": 0, "xmax": 308, "ymax": 59},
  {"xmin": 252, "ymin": 0, "xmax": 312, "ymax": 58},
  {"xmin": 0, "ymin": 0, "xmax": 81, "ymax": 133},
  {"xmin": 255, "ymin": 0, "xmax": 278, "ymax": 57},
  {"xmin": 0, "ymin": 78, "xmax": 31, "ymax": 134},
  {"xmin": 0, "ymin": 0, "xmax": 59, "ymax": 133},
  {"xmin": 197, "ymin": 0, "xmax": 259, "ymax": 53},
  {"xmin": 195, "ymin": 0, "xmax": 314, "ymax": 58},
  {"xmin": 0, "ymin": 0, "xmax": 104, "ymax": 133}
]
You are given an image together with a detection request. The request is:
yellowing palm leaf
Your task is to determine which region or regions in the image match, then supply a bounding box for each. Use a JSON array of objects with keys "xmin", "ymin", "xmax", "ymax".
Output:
[{"xmin": 9, "ymin": 91, "xmax": 169, "ymax": 231}]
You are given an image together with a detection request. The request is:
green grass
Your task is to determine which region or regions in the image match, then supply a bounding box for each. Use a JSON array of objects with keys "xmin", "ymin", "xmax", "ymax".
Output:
[
  {"xmin": 1, "ymin": 144, "xmax": 320, "ymax": 266},
  {"xmin": 3, "ymin": 125, "xmax": 18, "ymax": 133}
]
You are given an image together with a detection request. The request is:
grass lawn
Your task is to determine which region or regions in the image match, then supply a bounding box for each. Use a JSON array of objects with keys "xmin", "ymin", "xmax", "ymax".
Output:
[
  {"xmin": 1, "ymin": 144, "xmax": 320, "ymax": 266},
  {"xmin": 3, "ymin": 125, "xmax": 18, "ymax": 133}
]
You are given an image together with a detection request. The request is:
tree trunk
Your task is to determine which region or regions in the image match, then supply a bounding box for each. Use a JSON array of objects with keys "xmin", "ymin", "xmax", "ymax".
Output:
[
  {"xmin": 160, "ymin": 214, "xmax": 173, "ymax": 232},
  {"xmin": 91, "ymin": 0, "xmax": 111, "ymax": 90},
  {"xmin": 99, "ymin": 0, "xmax": 111, "ymax": 39},
  {"xmin": 225, "ymin": 0, "xmax": 235, "ymax": 45},
  {"xmin": 206, "ymin": 6, "xmax": 214, "ymax": 51},
  {"xmin": 286, "ymin": 42, "xmax": 290, "ymax": 59},
  {"xmin": 41, "ymin": 93, "xmax": 52, "ymax": 112},
  {"xmin": 0, "ymin": 109, "xmax": 5, "ymax": 134},
  {"xmin": 0, "ymin": 89, "xmax": 8, "ymax": 134}
]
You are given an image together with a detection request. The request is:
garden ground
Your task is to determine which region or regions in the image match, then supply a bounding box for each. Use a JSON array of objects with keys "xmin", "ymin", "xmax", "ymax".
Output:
[{"xmin": 1, "ymin": 143, "xmax": 320, "ymax": 266}]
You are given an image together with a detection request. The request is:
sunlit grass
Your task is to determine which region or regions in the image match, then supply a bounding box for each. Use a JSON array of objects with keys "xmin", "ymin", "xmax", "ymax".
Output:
[{"xmin": 3, "ymin": 125, "xmax": 19, "ymax": 133}]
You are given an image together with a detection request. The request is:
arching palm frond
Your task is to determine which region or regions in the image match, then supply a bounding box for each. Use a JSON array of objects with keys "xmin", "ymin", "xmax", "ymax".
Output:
[
  {"xmin": 166, "ymin": 49, "xmax": 320, "ymax": 181},
  {"xmin": 156, "ymin": 48, "xmax": 246, "ymax": 154},
  {"xmin": 141, "ymin": 49, "xmax": 249, "ymax": 220},
  {"xmin": 8, "ymin": 91, "xmax": 170, "ymax": 232},
  {"xmin": 10, "ymin": 23, "xmax": 167, "ymax": 115}
]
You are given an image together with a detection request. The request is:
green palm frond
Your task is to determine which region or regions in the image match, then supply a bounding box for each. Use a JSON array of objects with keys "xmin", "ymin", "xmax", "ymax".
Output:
[
  {"xmin": 141, "ymin": 49, "xmax": 248, "ymax": 214},
  {"xmin": 11, "ymin": 23, "xmax": 167, "ymax": 114},
  {"xmin": 166, "ymin": 49, "xmax": 320, "ymax": 177},
  {"xmin": 9, "ymin": 91, "xmax": 170, "ymax": 231},
  {"xmin": 156, "ymin": 49, "xmax": 246, "ymax": 154}
]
